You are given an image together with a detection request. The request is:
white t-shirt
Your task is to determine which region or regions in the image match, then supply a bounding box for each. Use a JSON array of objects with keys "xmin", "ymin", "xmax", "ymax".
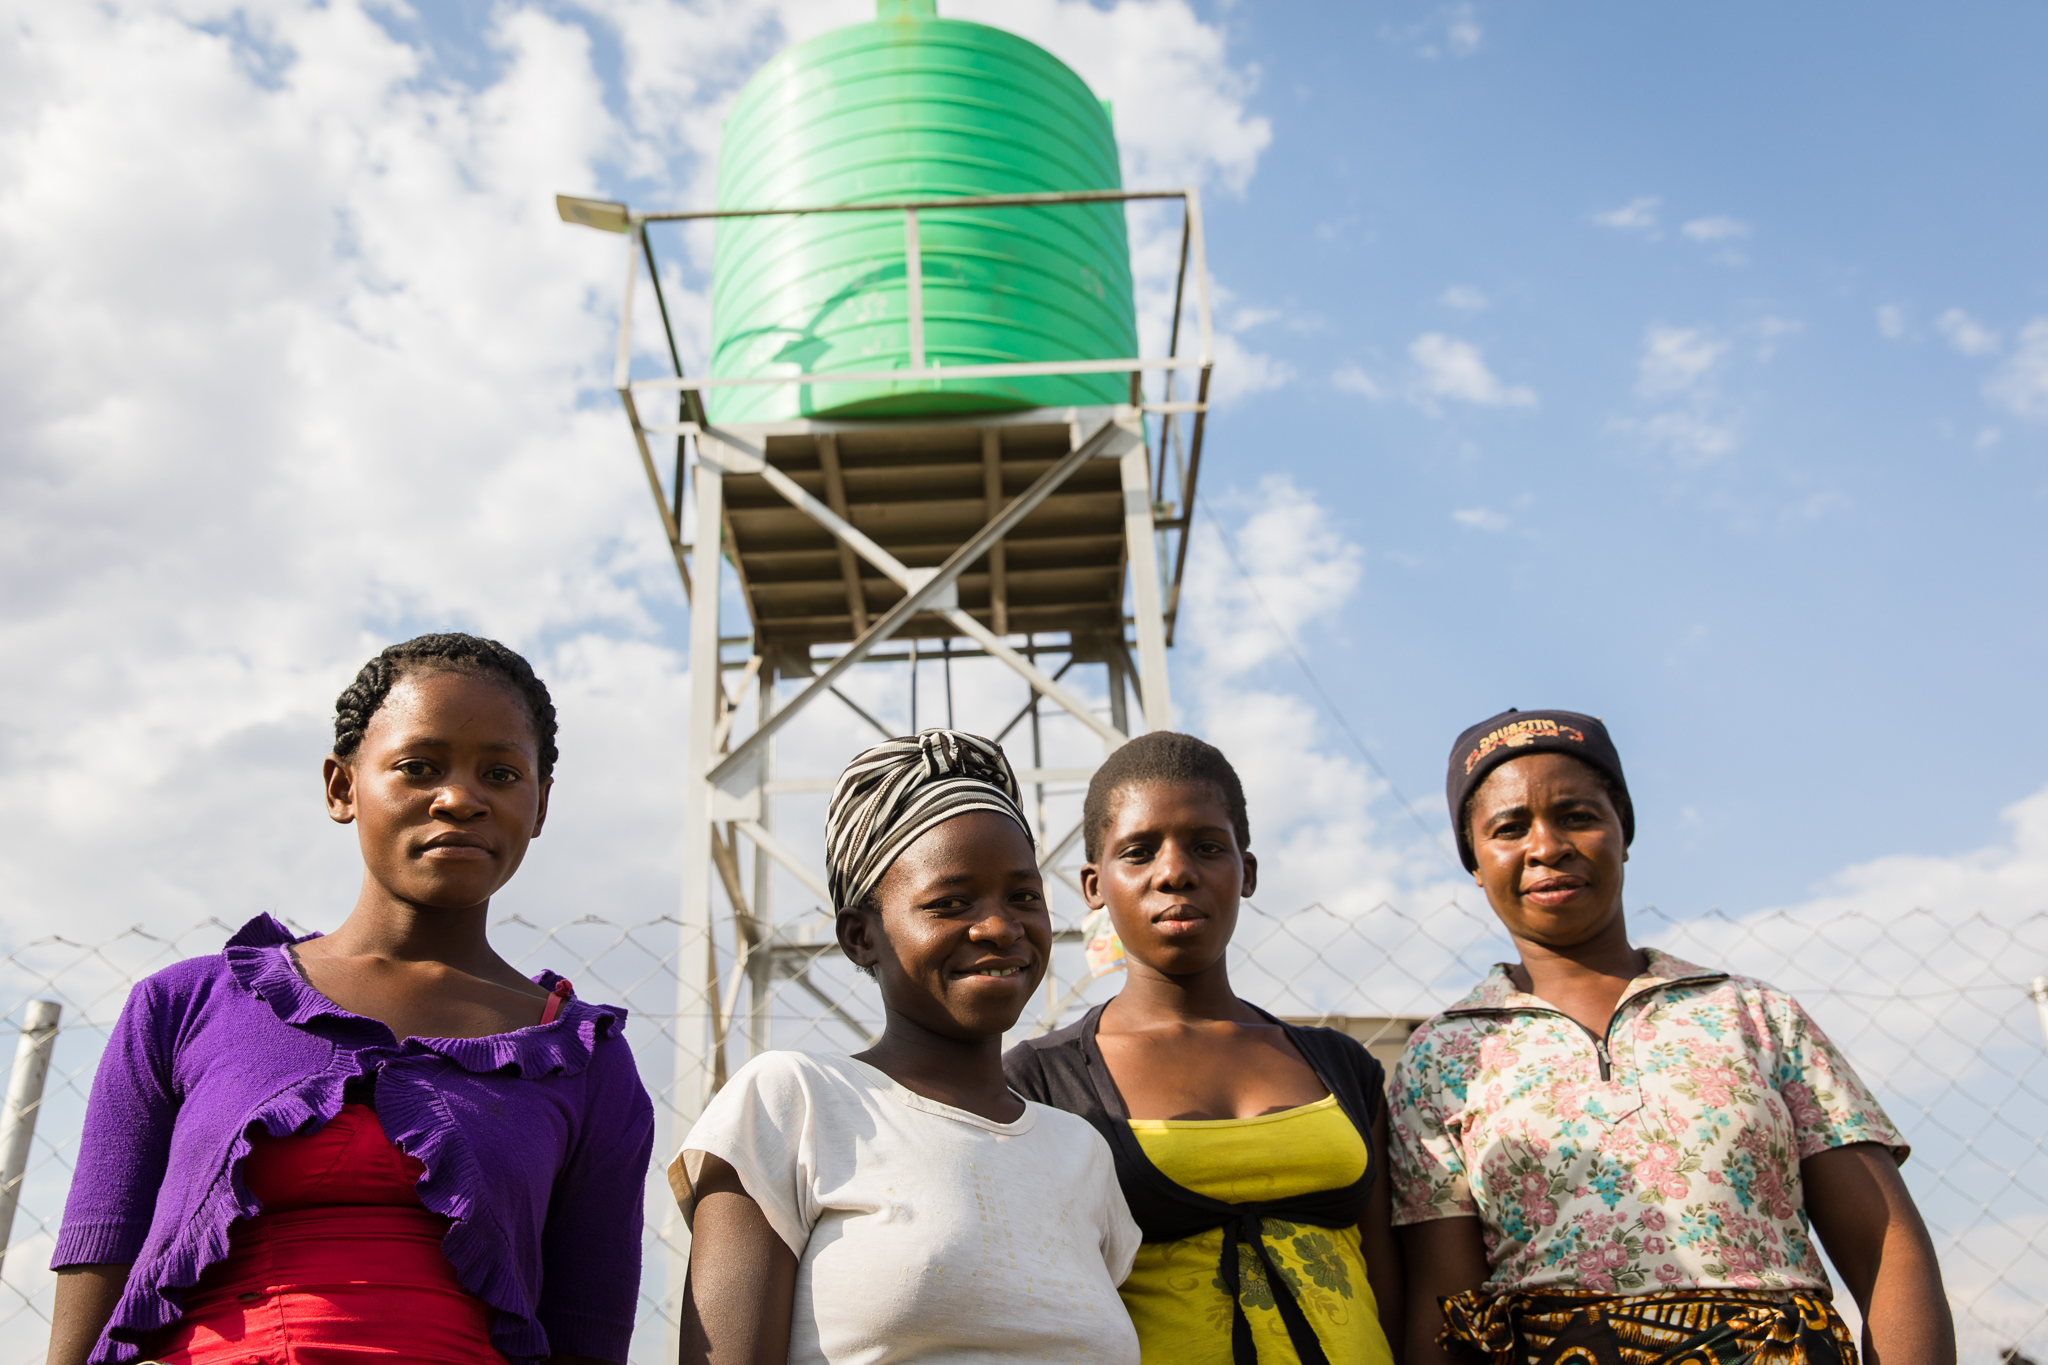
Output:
[{"xmin": 678, "ymin": 1050, "xmax": 1142, "ymax": 1365}]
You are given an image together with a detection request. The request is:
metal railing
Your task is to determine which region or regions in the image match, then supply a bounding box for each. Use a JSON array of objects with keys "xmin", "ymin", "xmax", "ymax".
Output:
[{"xmin": 559, "ymin": 185, "xmax": 1214, "ymax": 637}]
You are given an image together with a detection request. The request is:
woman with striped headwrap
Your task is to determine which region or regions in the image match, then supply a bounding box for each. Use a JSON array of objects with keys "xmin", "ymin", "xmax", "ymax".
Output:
[{"xmin": 671, "ymin": 729, "xmax": 1142, "ymax": 1365}]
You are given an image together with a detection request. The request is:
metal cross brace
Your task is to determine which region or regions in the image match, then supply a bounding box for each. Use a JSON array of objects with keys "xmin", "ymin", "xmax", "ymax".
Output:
[{"xmin": 703, "ymin": 412, "xmax": 1146, "ymax": 787}]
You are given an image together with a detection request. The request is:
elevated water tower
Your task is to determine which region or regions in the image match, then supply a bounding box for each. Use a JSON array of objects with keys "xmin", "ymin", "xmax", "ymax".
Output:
[{"xmin": 560, "ymin": 0, "xmax": 1214, "ymax": 1116}]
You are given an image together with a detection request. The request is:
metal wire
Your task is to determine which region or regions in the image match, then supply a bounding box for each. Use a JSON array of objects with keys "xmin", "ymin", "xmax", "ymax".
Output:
[
  {"xmin": 2, "ymin": 901, "xmax": 2044, "ymax": 1363},
  {"xmin": 1199, "ymin": 503, "xmax": 1464, "ymax": 874}
]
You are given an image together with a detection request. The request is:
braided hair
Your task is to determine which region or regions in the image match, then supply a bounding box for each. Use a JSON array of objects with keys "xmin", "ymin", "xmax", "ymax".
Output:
[
  {"xmin": 1081, "ymin": 730, "xmax": 1249, "ymax": 862},
  {"xmin": 332, "ymin": 633, "xmax": 559, "ymax": 780}
]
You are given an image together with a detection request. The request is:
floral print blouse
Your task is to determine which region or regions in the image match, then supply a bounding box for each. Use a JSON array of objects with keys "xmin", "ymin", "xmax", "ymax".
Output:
[{"xmin": 1388, "ymin": 949, "xmax": 1904, "ymax": 1295}]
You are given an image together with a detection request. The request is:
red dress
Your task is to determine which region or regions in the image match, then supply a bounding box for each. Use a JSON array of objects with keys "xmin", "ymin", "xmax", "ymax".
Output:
[
  {"xmin": 153, "ymin": 986, "xmax": 570, "ymax": 1364},
  {"xmin": 151, "ymin": 1105, "xmax": 500, "ymax": 1364}
]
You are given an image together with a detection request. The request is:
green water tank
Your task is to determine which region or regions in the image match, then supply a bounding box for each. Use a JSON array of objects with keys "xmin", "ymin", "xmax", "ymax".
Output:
[{"xmin": 707, "ymin": 0, "xmax": 1138, "ymax": 422}]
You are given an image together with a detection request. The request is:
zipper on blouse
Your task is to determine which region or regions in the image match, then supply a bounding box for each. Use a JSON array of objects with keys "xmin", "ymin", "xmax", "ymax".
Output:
[
  {"xmin": 1555, "ymin": 1017, "xmax": 1614, "ymax": 1080},
  {"xmin": 1444, "ymin": 969, "xmax": 1729, "ymax": 1086}
]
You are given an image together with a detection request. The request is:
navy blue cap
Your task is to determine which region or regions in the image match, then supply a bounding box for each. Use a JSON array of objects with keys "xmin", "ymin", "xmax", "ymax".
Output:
[{"xmin": 1446, "ymin": 708, "xmax": 1633, "ymax": 871}]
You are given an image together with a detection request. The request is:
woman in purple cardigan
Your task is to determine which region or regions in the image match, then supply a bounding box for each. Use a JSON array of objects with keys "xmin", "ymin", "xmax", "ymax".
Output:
[{"xmin": 47, "ymin": 633, "xmax": 655, "ymax": 1365}]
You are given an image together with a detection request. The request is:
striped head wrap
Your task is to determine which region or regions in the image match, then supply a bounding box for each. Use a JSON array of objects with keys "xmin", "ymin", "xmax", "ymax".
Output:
[{"xmin": 825, "ymin": 729, "xmax": 1034, "ymax": 913}]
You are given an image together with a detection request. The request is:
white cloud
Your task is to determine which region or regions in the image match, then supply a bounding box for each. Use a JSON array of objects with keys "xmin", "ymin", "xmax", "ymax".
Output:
[
  {"xmin": 1877, "ymin": 305, "xmax": 1907, "ymax": 340},
  {"xmin": 1592, "ymin": 196, "xmax": 1660, "ymax": 232},
  {"xmin": 1451, "ymin": 506, "xmax": 1509, "ymax": 532},
  {"xmin": 1619, "ymin": 410, "xmax": 1738, "ymax": 464},
  {"xmin": 0, "ymin": 1, "xmax": 705, "ymax": 950},
  {"xmin": 1680, "ymin": 215, "xmax": 1750, "ymax": 242},
  {"xmin": 1332, "ymin": 363, "xmax": 1387, "ymax": 400},
  {"xmin": 1937, "ymin": 307, "xmax": 2002, "ymax": 357},
  {"xmin": 1766, "ymin": 786, "xmax": 2048, "ymax": 943},
  {"xmin": 0, "ymin": 0, "xmax": 1281, "ymax": 953},
  {"xmin": 1178, "ymin": 480, "xmax": 1467, "ymax": 916},
  {"xmin": 1635, "ymin": 324, "xmax": 1726, "ymax": 398},
  {"xmin": 1332, "ymin": 340, "xmax": 1537, "ymax": 413},
  {"xmin": 1409, "ymin": 333, "xmax": 1537, "ymax": 409},
  {"xmin": 1181, "ymin": 477, "xmax": 1362, "ymax": 680},
  {"xmin": 1384, "ymin": 3, "xmax": 1485, "ymax": 61},
  {"xmin": 1752, "ymin": 316, "xmax": 1801, "ymax": 361},
  {"xmin": 1986, "ymin": 319, "xmax": 2048, "ymax": 419},
  {"xmin": 1209, "ymin": 327, "xmax": 1297, "ymax": 401},
  {"xmin": 1444, "ymin": 3, "xmax": 1484, "ymax": 56},
  {"xmin": 1198, "ymin": 284, "xmax": 1294, "ymax": 400},
  {"xmin": 1612, "ymin": 325, "xmax": 1740, "ymax": 465},
  {"xmin": 1439, "ymin": 284, "xmax": 1490, "ymax": 311}
]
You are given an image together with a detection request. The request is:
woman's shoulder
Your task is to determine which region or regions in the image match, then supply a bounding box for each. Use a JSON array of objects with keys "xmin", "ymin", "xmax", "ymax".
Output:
[
  {"xmin": 717, "ymin": 1049, "xmax": 882, "ymax": 1109},
  {"xmin": 1277, "ymin": 1016, "xmax": 1383, "ymax": 1072},
  {"xmin": 401, "ymin": 988, "xmax": 634, "ymax": 1085},
  {"xmin": 1002, "ymin": 1010, "xmax": 1097, "ymax": 1096},
  {"xmin": 1633, "ymin": 948, "xmax": 1812, "ymax": 1020},
  {"xmin": 1018, "ymin": 1102, "xmax": 1122, "ymax": 1183},
  {"xmin": 134, "ymin": 944, "xmax": 241, "ymax": 1002},
  {"xmin": 1385, "ymin": 1009, "xmax": 1493, "ymax": 1102},
  {"xmin": 1021, "ymin": 1097, "xmax": 1113, "ymax": 1148},
  {"xmin": 1270, "ymin": 1017, "xmax": 1388, "ymax": 1123},
  {"xmin": 125, "ymin": 914, "xmax": 296, "ymax": 1019},
  {"xmin": 1402, "ymin": 1007, "xmax": 1486, "ymax": 1046}
]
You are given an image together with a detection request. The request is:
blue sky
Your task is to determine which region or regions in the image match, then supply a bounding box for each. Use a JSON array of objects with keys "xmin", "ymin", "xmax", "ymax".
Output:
[{"xmin": 1183, "ymin": 0, "xmax": 2048, "ymax": 912}]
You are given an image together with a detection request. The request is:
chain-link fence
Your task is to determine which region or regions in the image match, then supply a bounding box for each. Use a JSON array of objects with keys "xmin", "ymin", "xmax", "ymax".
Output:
[{"xmin": 3, "ymin": 899, "xmax": 2044, "ymax": 1364}]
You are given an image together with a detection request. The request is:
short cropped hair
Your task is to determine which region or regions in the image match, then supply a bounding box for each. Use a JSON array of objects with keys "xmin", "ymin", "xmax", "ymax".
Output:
[{"xmin": 1081, "ymin": 731, "xmax": 1249, "ymax": 863}]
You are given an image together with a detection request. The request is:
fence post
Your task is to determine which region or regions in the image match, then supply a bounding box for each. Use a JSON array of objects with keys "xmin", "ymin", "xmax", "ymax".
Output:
[
  {"xmin": 2030, "ymin": 977, "xmax": 2048, "ymax": 1050},
  {"xmin": 0, "ymin": 1000, "xmax": 61, "ymax": 1277}
]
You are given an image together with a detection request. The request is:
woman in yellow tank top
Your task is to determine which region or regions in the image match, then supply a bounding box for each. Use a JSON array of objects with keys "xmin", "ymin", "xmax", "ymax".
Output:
[{"xmin": 1006, "ymin": 733, "xmax": 1401, "ymax": 1365}]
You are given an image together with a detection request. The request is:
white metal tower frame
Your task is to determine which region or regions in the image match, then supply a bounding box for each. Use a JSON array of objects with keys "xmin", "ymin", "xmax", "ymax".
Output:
[{"xmin": 564, "ymin": 188, "xmax": 1215, "ymax": 1289}]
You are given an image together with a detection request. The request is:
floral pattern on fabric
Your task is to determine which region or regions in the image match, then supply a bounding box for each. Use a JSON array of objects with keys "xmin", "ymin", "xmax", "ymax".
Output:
[
  {"xmin": 1169, "ymin": 1219, "xmax": 1373, "ymax": 1354},
  {"xmin": 1387, "ymin": 950, "xmax": 1904, "ymax": 1294}
]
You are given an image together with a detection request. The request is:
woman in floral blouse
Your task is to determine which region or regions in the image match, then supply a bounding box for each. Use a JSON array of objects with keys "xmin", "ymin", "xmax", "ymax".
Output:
[{"xmin": 1391, "ymin": 709, "xmax": 1953, "ymax": 1365}]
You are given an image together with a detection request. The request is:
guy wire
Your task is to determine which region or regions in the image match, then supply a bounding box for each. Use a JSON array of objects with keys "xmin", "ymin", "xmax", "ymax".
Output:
[{"xmin": 1199, "ymin": 504, "xmax": 1465, "ymax": 875}]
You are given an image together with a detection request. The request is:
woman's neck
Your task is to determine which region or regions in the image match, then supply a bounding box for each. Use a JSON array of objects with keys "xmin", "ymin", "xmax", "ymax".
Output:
[
  {"xmin": 856, "ymin": 1015, "xmax": 1019, "ymax": 1122},
  {"xmin": 1508, "ymin": 911, "xmax": 1647, "ymax": 1036},
  {"xmin": 1105, "ymin": 955, "xmax": 1259, "ymax": 1028},
  {"xmin": 316, "ymin": 877, "xmax": 502, "ymax": 975}
]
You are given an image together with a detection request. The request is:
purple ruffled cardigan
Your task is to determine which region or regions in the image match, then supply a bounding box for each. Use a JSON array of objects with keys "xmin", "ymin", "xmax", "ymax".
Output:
[{"xmin": 53, "ymin": 915, "xmax": 655, "ymax": 1364}]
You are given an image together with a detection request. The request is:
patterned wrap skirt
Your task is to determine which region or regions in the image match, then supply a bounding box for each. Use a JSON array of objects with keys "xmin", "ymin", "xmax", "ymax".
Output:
[{"xmin": 1438, "ymin": 1287, "xmax": 1858, "ymax": 1365}]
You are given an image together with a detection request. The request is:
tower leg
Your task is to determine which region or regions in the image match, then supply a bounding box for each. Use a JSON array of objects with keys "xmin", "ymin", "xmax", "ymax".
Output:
[
  {"xmin": 748, "ymin": 663, "xmax": 777, "ymax": 1060},
  {"xmin": 1121, "ymin": 436, "xmax": 1173, "ymax": 732},
  {"xmin": 1106, "ymin": 647, "xmax": 1130, "ymax": 737},
  {"xmin": 667, "ymin": 456, "xmax": 725, "ymax": 1313}
]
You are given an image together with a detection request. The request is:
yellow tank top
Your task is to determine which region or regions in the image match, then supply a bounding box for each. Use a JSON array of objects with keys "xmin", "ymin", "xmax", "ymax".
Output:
[{"xmin": 1121, "ymin": 1095, "xmax": 1395, "ymax": 1365}]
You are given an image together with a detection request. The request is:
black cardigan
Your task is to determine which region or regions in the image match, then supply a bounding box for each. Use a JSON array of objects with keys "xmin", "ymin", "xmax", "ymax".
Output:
[{"xmin": 1004, "ymin": 1003, "xmax": 1386, "ymax": 1365}]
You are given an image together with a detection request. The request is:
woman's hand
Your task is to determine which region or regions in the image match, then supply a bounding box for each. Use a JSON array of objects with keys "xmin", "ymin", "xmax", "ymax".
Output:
[
  {"xmin": 1397, "ymin": 1217, "xmax": 1489, "ymax": 1365},
  {"xmin": 48, "ymin": 1263, "xmax": 129, "ymax": 1365},
  {"xmin": 1802, "ymin": 1142, "xmax": 1955, "ymax": 1365},
  {"xmin": 678, "ymin": 1153, "xmax": 797, "ymax": 1365}
]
